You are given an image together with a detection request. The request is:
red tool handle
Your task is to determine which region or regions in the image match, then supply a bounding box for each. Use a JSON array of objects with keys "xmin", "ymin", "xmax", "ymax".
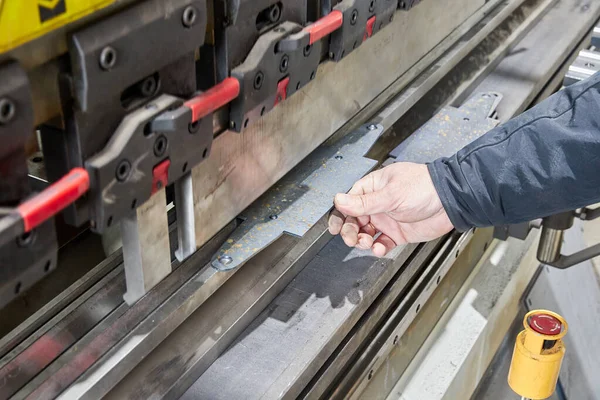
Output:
[
  {"xmin": 17, "ymin": 168, "xmax": 90, "ymax": 232},
  {"xmin": 184, "ymin": 77, "xmax": 241, "ymax": 122},
  {"xmin": 305, "ymin": 10, "xmax": 344, "ymax": 45}
]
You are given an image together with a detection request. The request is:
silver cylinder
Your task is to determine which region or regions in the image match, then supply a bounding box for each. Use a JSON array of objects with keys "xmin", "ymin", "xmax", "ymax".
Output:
[{"xmin": 537, "ymin": 226, "xmax": 564, "ymax": 264}]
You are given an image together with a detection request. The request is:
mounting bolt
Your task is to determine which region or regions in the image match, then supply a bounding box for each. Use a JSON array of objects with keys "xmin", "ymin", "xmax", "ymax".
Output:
[
  {"xmin": 254, "ymin": 71, "xmax": 264, "ymax": 90},
  {"xmin": 268, "ymin": 3, "xmax": 281, "ymax": 23},
  {"xmin": 17, "ymin": 230, "xmax": 36, "ymax": 248},
  {"xmin": 335, "ymin": 155, "xmax": 343, "ymax": 160},
  {"xmin": 115, "ymin": 159, "xmax": 131, "ymax": 182},
  {"xmin": 139, "ymin": 76, "xmax": 158, "ymax": 97},
  {"xmin": 368, "ymin": 124, "xmax": 377, "ymax": 131},
  {"xmin": 0, "ymin": 98, "xmax": 15, "ymax": 124},
  {"xmin": 182, "ymin": 6, "xmax": 198, "ymax": 28},
  {"xmin": 279, "ymin": 54, "xmax": 289, "ymax": 73},
  {"xmin": 154, "ymin": 135, "xmax": 168, "ymax": 157},
  {"xmin": 350, "ymin": 9, "xmax": 358, "ymax": 25},
  {"xmin": 303, "ymin": 44, "xmax": 312, "ymax": 57},
  {"xmin": 99, "ymin": 46, "xmax": 117, "ymax": 70},
  {"xmin": 188, "ymin": 120, "xmax": 200, "ymax": 134},
  {"xmin": 269, "ymin": 214, "xmax": 278, "ymax": 220},
  {"xmin": 218, "ymin": 255, "xmax": 233, "ymax": 265}
]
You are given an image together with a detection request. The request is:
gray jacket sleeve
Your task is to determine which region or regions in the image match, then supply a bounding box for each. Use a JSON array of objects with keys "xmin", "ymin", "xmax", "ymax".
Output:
[{"xmin": 428, "ymin": 72, "xmax": 600, "ymax": 232}]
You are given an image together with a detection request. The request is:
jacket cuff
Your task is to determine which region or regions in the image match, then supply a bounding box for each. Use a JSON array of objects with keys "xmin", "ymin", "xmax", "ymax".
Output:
[{"xmin": 427, "ymin": 160, "xmax": 470, "ymax": 232}]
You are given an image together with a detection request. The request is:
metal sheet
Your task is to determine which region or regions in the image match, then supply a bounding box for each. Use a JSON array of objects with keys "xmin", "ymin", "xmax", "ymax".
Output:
[
  {"xmin": 121, "ymin": 188, "xmax": 171, "ymax": 305},
  {"xmin": 212, "ymin": 124, "xmax": 382, "ymax": 271},
  {"xmin": 388, "ymin": 92, "xmax": 501, "ymax": 163}
]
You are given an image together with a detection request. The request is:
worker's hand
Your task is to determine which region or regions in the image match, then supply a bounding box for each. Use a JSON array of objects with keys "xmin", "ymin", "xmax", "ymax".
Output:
[{"xmin": 328, "ymin": 162, "xmax": 454, "ymax": 257}]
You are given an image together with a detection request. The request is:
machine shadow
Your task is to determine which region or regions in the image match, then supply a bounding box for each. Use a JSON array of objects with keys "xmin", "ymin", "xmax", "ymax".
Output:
[{"xmin": 218, "ymin": 235, "xmax": 378, "ymax": 357}]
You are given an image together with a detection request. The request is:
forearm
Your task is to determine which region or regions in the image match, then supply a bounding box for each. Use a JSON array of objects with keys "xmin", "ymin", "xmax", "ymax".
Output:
[{"xmin": 429, "ymin": 72, "xmax": 600, "ymax": 231}]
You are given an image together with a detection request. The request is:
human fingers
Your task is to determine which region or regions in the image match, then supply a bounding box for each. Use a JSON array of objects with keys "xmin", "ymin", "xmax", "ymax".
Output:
[
  {"xmin": 328, "ymin": 209, "xmax": 345, "ymax": 235},
  {"xmin": 340, "ymin": 216, "xmax": 360, "ymax": 247},
  {"xmin": 371, "ymin": 233, "xmax": 398, "ymax": 257}
]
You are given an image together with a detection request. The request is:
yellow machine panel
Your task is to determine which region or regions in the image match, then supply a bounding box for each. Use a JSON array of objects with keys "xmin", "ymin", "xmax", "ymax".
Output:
[{"xmin": 0, "ymin": 0, "xmax": 115, "ymax": 53}]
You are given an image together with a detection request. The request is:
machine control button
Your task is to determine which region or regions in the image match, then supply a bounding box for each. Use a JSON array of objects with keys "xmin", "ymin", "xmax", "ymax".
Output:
[{"xmin": 528, "ymin": 313, "xmax": 562, "ymax": 335}]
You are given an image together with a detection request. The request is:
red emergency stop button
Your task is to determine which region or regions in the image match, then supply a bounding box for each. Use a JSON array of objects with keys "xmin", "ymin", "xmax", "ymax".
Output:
[{"xmin": 528, "ymin": 313, "xmax": 563, "ymax": 335}]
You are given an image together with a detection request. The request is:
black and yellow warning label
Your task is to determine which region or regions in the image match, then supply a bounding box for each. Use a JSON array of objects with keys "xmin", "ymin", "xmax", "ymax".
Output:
[
  {"xmin": 38, "ymin": 0, "xmax": 67, "ymax": 23},
  {"xmin": 0, "ymin": 0, "xmax": 115, "ymax": 54}
]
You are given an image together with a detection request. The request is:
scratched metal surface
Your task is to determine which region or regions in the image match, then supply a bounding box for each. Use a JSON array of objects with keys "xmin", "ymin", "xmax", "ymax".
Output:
[
  {"xmin": 389, "ymin": 92, "xmax": 502, "ymax": 163},
  {"xmin": 211, "ymin": 124, "xmax": 383, "ymax": 271}
]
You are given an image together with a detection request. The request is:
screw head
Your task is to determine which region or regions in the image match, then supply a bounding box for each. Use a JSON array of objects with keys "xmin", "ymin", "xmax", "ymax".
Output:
[
  {"xmin": 99, "ymin": 46, "xmax": 117, "ymax": 70},
  {"xmin": 115, "ymin": 159, "xmax": 131, "ymax": 182},
  {"xmin": 279, "ymin": 54, "xmax": 289, "ymax": 73},
  {"xmin": 368, "ymin": 124, "xmax": 377, "ymax": 131},
  {"xmin": 154, "ymin": 135, "xmax": 168, "ymax": 157},
  {"xmin": 219, "ymin": 255, "xmax": 233, "ymax": 265},
  {"xmin": 0, "ymin": 98, "xmax": 15, "ymax": 124},
  {"xmin": 182, "ymin": 6, "xmax": 197, "ymax": 27},
  {"xmin": 268, "ymin": 3, "xmax": 281, "ymax": 23},
  {"xmin": 303, "ymin": 44, "xmax": 312, "ymax": 57},
  {"xmin": 140, "ymin": 76, "xmax": 158, "ymax": 97},
  {"xmin": 269, "ymin": 214, "xmax": 278, "ymax": 220},
  {"xmin": 188, "ymin": 120, "xmax": 200, "ymax": 134},
  {"xmin": 17, "ymin": 230, "xmax": 36, "ymax": 247},
  {"xmin": 335, "ymin": 155, "xmax": 343, "ymax": 160},
  {"xmin": 254, "ymin": 71, "xmax": 264, "ymax": 90},
  {"xmin": 350, "ymin": 9, "xmax": 358, "ymax": 25}
]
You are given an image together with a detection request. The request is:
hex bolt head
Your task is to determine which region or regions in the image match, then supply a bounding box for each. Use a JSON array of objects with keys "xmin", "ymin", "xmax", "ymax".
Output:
[
  {"xmin": 351, "ymin": 9, "xmax": 358, "ymax": 25},
  {"xmin": 0, "ymin": 98, "xmax": 15, "ymax": 124},
  {"xmin": 368, "ymin": 124, "xmax": 377, "ymax": 131},
  {"xmin": 182, "ymin": 6, "xmax": 197, "ymax": 28},
  {"xmin": 279, "ymin": 54, "xmax": 289, "ymax": 73},
  {"xmin": 99, "ymin": 46, "xmax": 117, "ymax": 70},
  {"xmin": 254, "ymin": 71, "xmax": 264, "ymax": 90},
  {"xmin": 154, "ymin": 135, "xmax": 168, "ymax": 157},
  {"xmin": 115, "ymin": 160, "xmax": 131, "ymax": 182}
]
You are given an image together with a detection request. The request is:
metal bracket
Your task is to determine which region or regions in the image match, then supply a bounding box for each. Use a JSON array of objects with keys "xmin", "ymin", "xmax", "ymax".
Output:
[
  {"xmin": 229, "ymin": 21, "xmax": 323, "ymax": 132},
  {"xmin": 214, "ymin": 0, "xmax": 308, "ymax": 79},
  {"xmin": 46, "ymin": 0, "xmax": 207, "ymax": 226},
  {"xmin": 85, "ymin": 94, "xmax": 213, "ymax": 233},
  {"xmin": 212, "ymin": 123, "xmax": 384, "ymax": 271},
  {"xmin": 0, "ymin": 62, "xmax": 33, "ymax": 205},
  {"xmin": 328, "ymin": 0, "xmax": 397, "ymax": 62},
  {"xmin": 0, "ymin": 62, "xmax": 59, "ymax": 309}
]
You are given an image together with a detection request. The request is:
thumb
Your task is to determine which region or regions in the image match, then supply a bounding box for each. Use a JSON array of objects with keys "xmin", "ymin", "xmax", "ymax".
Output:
[{"xmin": 334, "ymin": 191, "xmax": 391, "ymax": 217}]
